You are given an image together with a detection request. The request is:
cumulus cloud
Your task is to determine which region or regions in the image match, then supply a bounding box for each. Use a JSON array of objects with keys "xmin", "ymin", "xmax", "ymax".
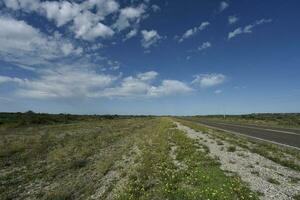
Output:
[
  {"xmin": 228, "ymin": 19, "xmax": 272, "ymax": 39},
  {"xmin": 113, "ymin": 4, "xmax": 146, "ymax": 31},
  {"xmin": 228, "ymin": 16, "xmax": 239, "ymax": 25},
  {"xmin": 192, "ymin": 73, "xmax": 226, "ymax": 88},
  {"xmin": 3, "ymin": 0, "xmax": 40, "ymax": 12},
  {"xmin": 198, "ymin": 42, "xmax": 211, "ymax": 51},
  {"xmin": 99, "ymin": 72, "xmax": 192, "ymax": 98},
  {"xmin": 179, "ymin": 22, "xmax": 210, "ymax": 42},
  {"xmin": 219, "ymin": 1, "xmax": 229, "ymax": 12},
  {"xmin": 151, "ymin": 4, "xmax": 160, "ymax": 12},
  {"xmin": 3, "ymin": 0, "xmax": 126, "ymax": 41},
  {"xmin": 137, "ymin": 71, "xmax": 158, "ymax": 81},
  {"xmin": 1, "ymin": 69, "xmax": 192, "ymax": 99},
  {"xmin": 141, "ymin": 30, "xmax": 162, "ymax": 48},
  {"xmin": 0, "ymin": 16, "xmax": 82, "ymax": 68},
  {"xmin": 0, "ymin": 75, "xmax": 24, "ymax": 84},
  {"xmin": 148, "ymin": 80, "xmax": 193, "ymax": 97},
  {"xmin": 13, "ymin": 68, "xmax": 117, "ymax": 99},
  {"xmin": 40, "ymin": 1, "xmax": 81, "ymax": 27},
  {"xmin": 123, "ymin": 29, "xmax": 138, "ymax": 41}
]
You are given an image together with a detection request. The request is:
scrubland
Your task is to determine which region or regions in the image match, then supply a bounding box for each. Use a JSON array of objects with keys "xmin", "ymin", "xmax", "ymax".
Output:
[{"xmin": 0, "ymin": 113, "xmax": 299, "ymax": 199}]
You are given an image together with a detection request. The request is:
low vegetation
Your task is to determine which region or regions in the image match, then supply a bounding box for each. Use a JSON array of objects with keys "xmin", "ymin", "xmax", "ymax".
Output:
[
  {"xmin": 0, "ymin": 112, "xmax": 153, "ymax": 128},
  {"xmin": 117, "ymin": 118, "xmax": 258, "ymax": 199},
  {"xmin": 175, "ymin": 118, "xmax": 300, "ymax": 171},
  {"xmin": 0, "ymin": 114, "xmax": 258, "ymax": 200},
  {"xmin": 267, "ymin": 178, "xmax": 280, "ymax": 185},
  {"xmin": 191, "ymin": 113, "xmax": 300, "ymax": 128}
]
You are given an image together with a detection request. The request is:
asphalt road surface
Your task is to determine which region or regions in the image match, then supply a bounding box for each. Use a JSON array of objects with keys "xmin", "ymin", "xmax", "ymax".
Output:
[{"xmin": 186, "ymin": 119, "xmax": 300, "ymax": 149}]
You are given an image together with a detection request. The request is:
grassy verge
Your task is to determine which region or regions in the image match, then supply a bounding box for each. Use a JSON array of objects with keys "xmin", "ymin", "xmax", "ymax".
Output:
[
  {"xmin": 175, "ymin": 118, "xmax": 300, "ymax": 171},
  {"xmin": 0, "ymin": 117, "xmax": 154, "ymax": 199},
  {"xmin": 117, "ymin": 118, "xmax": 258, "ymax": 200},
  {"xmin": 0, "ymin": 117, "xmax": 259, "ymax": 200},
  {"xmin": 190, "ymin": 113, "xmax": 300, "ymax": 128}
]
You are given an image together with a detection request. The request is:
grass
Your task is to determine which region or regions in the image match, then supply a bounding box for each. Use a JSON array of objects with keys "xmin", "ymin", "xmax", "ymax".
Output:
[
  {"xmin": 293, "ymin": 194, "xmax": 300, "ymax": 200},
  {"xmin": 267, "ymin": 178, "xmax": 280, "ymax": 185},
  {"xmin": 117, "ymin": 118, "xmax": 258, "ymax": 200},
  {"xmin": 227, "ymin": 146, "xmax": 237, "ymax": 152},
  {"xmin": 0, "ymin": 117, "xmax": 154, "ymax": 199},
  {"xmin": 0, "ymin": 116, "xmax": 259, "ymax": 200},
  {"xmin": 175, "ymin": 118, "xmax": 300, "ymax": 171},
  {"xmin": 0, "ymin": 117, "xmax": 257, "ymax": 200},
  {"xmin": 290, "ymin": 176, "xmax": 300, "ymax": 183},
  {"xmin": 190, "ymin": 113, "xmax": 300, "ymax": 128}
]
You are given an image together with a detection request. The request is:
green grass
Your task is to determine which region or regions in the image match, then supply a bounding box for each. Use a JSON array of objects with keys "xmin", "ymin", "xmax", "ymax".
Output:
[
  {"xmin": 0, "ymin": 117, "xmax": 154, "ymax": 199},
  {"xmin": 175, "ymin": 118, "xmax": 300, "ymax": 171},
  {"xmin": 227, "ymin": 146, "xmax": 237, "ymax": 152},
  {"xmin": 267, "ymin": 178, "xmax": 280, "ymax": 185},
  {"xmin": 293, "ymin": 194, "xmax": 300, "ymax": 200},
  {"xmin": 0, "ymin": 117, "xmax": 259, "ymax": 200},
  {"xmin": 117, "ymin": 118, "xmax": 258, "ymax": 200},
  {"xmin": 190, "ymin": 113, "xmax": 300, "ymax": 128}
]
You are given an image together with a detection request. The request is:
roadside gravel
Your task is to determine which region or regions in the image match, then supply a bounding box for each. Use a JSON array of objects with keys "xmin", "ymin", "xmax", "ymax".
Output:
[{"xmin": 175, "ymin": 122, "xmax": 300, "ymax": 200}]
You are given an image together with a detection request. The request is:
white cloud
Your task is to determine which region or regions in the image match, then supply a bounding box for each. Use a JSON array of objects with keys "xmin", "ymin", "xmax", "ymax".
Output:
[
  {"xmin": 81, "ymin": 0, "xmax": 119, "ymax": 18},
  {"xmin": 0, "ymin": 75, "xmax": 24, "ymax": 84},
  {"xmin": 228, "ymin": 15, "xmax": 239, "ymax": 25},
  {"xmin": 198, "ymin": 42, "xmax": 211, "ymax": 51},
  {"xmin": 228, "ymin": 28, "xmax": 242, "ymax": 39},
  {"xmin": 40, "ymin": 1, "xmax": 81, "ymax": 27},
  {"xmin": 228, "ymin": 18, "xmax": 272, "ymax": 39},
  {"xmin": 151, "ymin": 4, "xmax": 160, "ymax": 12},
  {"xmin": 0, "ymin": 16, "xmax": 85, "ymax": 72},
  {"xmin": 72, "ymin": 11, "xmax": 114, "ymax": 41},
  {"xmin": 141, "ymin": 30, "xmax": 162, "ymax": 49},
  {"xmin": 148, "ymin": 80, "xmax": 193, "ymax": 97},
  {"xmin": 3, "ymin": 0, "xmax": 20, "ymax": 10},
  {"xmin": 0, "ymin": 16, "xmax": 82, "ymax": 67},
  {"xmin": 15, "ymin": 68, "xmax": 117, "ymax": 99},
  {"xmin": 179, "ymin": 22, "xmax": 210, "ymax": 42},
  {"xmin": 99, "ymin": 72, "xmax": 192, "ymax": 98},
  {"xmin": 219, "ymin": 1, "xmax": 229, "ymax": 12},
  {"xmin": 214, "ymin": 89, "xmax": 222, "ymax": 94},
  {"xmin": 113, "ymin": 4, "xmax": 146, "ymax": 31},
  {"xmin": 3, "ymin": 0, "xmax": 120, "ymax": 41},
  {"xmin": 2, "ymin": 69, "xmax": 192, "ymax": 99},
  {"xmin": 192, "ymin": 73, "xmax": 226, "ymax": 88},
  {"xmin": 3, "ymin": 0, "xmax": 40, "ymax": 12},
  {"xmin": 123, "ymin": 29, "xmax": 138, "ymax": 41},
  {"xmin": 137, "ymin": 71, "xmax": 158, "ymax": 81}
]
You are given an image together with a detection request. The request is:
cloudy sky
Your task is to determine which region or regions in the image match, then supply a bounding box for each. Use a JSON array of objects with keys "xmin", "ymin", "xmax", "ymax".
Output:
[{"xmin": 0, "ymin": 0, "xmax": 299, "ymax": 115}]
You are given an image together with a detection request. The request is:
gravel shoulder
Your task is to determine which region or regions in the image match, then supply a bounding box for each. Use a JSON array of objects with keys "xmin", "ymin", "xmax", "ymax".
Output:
[{"xmin": 175, "ymin": 122, "xmax": 300, "ymax": 200}]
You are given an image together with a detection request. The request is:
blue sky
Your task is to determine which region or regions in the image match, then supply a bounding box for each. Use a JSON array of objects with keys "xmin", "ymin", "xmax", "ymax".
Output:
[{"xmin": 0, "ymin": 0, "xmax": 299, "ymax": 115}]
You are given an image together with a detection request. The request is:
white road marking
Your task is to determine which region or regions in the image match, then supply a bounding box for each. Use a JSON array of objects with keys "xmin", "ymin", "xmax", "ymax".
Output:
[
  {"xmin": 206, "ymin": 121, "xmax": 300, "ymax": 136},
  {"xmin": 198, "ymin": 123, "xmax": 300, "ymax": 151}
]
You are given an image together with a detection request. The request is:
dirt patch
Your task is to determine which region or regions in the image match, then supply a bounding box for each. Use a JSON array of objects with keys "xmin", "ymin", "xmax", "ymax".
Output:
[
  {"xmin": 169, "ymin": 142, "xmax": 188, "ymax": 170},
  {"xmin": 89, "ymin": 145, "xmax": 141, "ymax": 200}
]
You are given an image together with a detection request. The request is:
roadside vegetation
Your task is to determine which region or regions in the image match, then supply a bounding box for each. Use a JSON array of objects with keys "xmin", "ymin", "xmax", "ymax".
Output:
[
  {"xmin": 176, "ymin": 118, "xmax": 300, "ymax": 171},
  {"xmin": 118, "ymin": 118, "xmax": 258, "ymax": 200},
  {"xmin": 0, "ymin": 112, "xmax": 152, "ymax": 128},
  {"xmin": 0, "ymin": 116, "xmax": 152, "ymax": 199},
  {"xmin": 191, "ymin": 113, "xmax": 300, "ymax": 128},
  {"xmin": 0, "ymin": 114, "xmax": 258, "ymax": 200}
]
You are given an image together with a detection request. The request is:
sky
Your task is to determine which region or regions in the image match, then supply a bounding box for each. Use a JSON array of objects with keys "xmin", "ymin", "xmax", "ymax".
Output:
[{"xmin": 0, "ymin": 0, "xmax": 299, "ymax": 115}]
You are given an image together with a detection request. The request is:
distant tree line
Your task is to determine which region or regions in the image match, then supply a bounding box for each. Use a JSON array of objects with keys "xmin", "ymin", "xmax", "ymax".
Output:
[{"xmin": 0, "ymin": 111, "xmax": 154, "ymax": 127}]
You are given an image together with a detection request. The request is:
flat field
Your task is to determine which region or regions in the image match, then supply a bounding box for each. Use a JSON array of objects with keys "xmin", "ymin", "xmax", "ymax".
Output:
[{"xmin": 0, "ymin": 114, "xmax": 299, "ymax": 200}]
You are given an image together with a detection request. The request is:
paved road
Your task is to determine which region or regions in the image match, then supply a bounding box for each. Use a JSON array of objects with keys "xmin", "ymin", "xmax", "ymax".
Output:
[{"xmin": 186, "ymin": 119, "xmax": 300, "ymax": 149}]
